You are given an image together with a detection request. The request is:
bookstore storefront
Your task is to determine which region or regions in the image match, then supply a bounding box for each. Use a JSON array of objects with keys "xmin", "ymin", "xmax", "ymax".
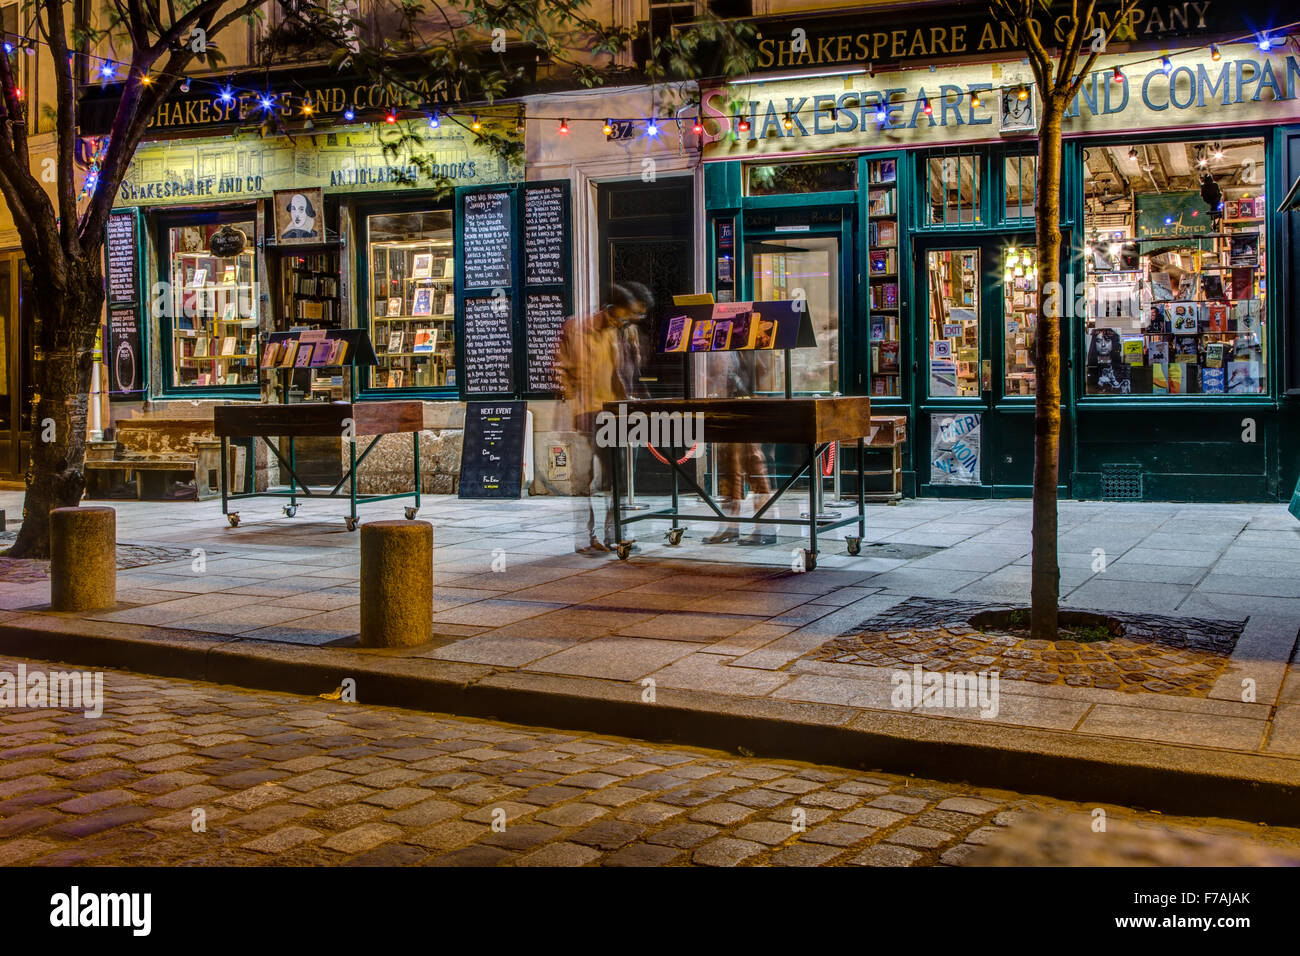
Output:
[
  {"xmin": 701, "ymin": 40, "xmax": 1300, "ymax": 501},
  {"xmin": 113, "ymin": 119, "xmax": 518, "ymax": 406}
]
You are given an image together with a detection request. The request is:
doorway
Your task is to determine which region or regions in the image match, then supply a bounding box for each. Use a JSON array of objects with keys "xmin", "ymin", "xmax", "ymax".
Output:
[
  {"xmin": 916, "ymin": 233, "xmax": 1065, "ymax": 495},
  {"xmin": 596, "ymin": 177, "xmax": 695, "ymax": 493},
  {"xmin": 0, "ymin": 252, "xmax": 32, "ymax": 480}
]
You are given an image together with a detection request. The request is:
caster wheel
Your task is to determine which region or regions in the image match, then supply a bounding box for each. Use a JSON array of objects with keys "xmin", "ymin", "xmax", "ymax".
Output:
[
  {"xmin": 227, "ymin": 513, "xmax": 241, "ymax": 528},
  {"xmin": 803, "ymin": 549, "xmax": 817, "ymax": 572},
  {"xmin": 846, "ymin": 536, "xmax": 861, "ymax": 556},
  {"xmin": 404, "ymin": 507, "xmax": 418, "ymax": 520},
  {"xmin": 667, "ymin": 528, "xmax": 684, "ymax": 546},
  {"xmin": 616, "ymin": 543, "xmax": 632, "ymax": 561},
  {"xmin": 283, "ymin": 505, "xmax": 298, "ymax": 518},
  {"xmin": 345, "ymin": 517, "xmax": 358, "ymax": 531}
]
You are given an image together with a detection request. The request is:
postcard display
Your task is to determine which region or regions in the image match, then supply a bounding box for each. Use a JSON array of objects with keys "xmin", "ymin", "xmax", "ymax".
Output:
[
  {"xmin": 454, "ymin": 180, "xmax": 573, "ymax": 400},
  {"xmin": 607, "ymin": 299, "xmax": 872, "ymax": 569},
  {"xmin": 867, "ymin": 157, "xmax": 902, "ymax": 397},
  {"xmin": 264, "ymin": 243, "xmax": 345, "ymax": 399},
  {"xmin": 1086, "ymin": 213, "xmax": 1266, "ymax": 397},
  {"xmin": 214, "ymin": 326, "xmax": 428, "ymax": 530}
]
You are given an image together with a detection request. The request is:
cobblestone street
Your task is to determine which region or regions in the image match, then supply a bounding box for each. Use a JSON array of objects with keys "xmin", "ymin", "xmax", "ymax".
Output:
[{"xmin": 3, "ymin": 655, "xmax": 1299, "ymax": 867}]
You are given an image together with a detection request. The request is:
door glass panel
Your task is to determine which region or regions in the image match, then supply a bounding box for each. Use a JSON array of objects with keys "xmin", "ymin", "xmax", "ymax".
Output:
[
  {"xmin": 1003, "ymin": 245, "xmax": 1037, "ymax": 395},
  {"xmin": 926, "ymin": 248, "xmax": 980, "ymax": 397},
  {"xmin": 0, "ymin": 259, "xmax": 9, "ymax": 431},
  {"xmin": 747, "ymin": 236, "xmax": 839, "ymax": 394}
]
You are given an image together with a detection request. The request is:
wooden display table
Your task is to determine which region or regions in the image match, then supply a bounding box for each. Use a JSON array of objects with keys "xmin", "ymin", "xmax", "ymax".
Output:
[
  {"xmin": 214, "ymin": 401, "xmax": 425, "ymax": 530},
  {"xmin": 606, "ymin": 396, "xmax": 871, "ymax": 570}
]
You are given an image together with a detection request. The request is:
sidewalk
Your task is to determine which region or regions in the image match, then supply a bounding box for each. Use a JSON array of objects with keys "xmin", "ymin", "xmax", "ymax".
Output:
[{"xmin": 2, "ymin": 490, "xmax": 1298, "ymax": 822}]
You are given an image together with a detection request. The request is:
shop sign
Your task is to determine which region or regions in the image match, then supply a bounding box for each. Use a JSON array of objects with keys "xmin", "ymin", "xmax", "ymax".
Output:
[
  {"xmin": 931, "ymin": 413, "xmax": 982, "ymax": 485},
  {"xmin": 748, "ymin": 0, "xmax": 1249, "ymax": 72},
  {"xmin": 1135, "ymin": 190, "xmax": 1212, "ymax": 237},
  {"xmin": 703, "ymin": 43, "xmax": 1300, "ymax": 159},
  {"xmin": 208, "ymin": 224, "xmax": 248, "ymax": 257},
  {"xmin": 116, "ymin": 120, "xmax": 521, "ymax": 206},
  {"xmin": 77, "ymin": 53, "xmax": 538, "ymax": 136}
]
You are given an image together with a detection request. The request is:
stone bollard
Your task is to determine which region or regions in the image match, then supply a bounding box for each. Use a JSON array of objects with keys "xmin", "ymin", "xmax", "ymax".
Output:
[
  {"xmin": 50, "ymin": 506, "xmax": 117, "ymax": 611},
  {"xmin": 360, "ymin": 520, "xmax": 432, "ymax": 648}
]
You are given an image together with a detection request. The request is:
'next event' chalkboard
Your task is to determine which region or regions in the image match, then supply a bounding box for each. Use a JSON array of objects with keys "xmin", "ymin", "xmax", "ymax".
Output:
[{"xmin": 458, "ymin": 401, "xmax": 527, "ymax": 498}]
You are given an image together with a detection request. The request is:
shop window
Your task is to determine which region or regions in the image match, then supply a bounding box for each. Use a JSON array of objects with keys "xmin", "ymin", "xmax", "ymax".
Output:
[
  {"xmin": 1083, "ymin": 137, "xmax": 1266, "ymax": 397},
  {"xmin": 1004, "ymin": 153, "xmax": 1036, "ymax": 221},
  {"xmin": 166, "ymin": 219, "xmax": 259, "ymax": 389},
  {"xmin": 367, "ymin": 209, "xmax": 454, "ymax": 390},
  {"xmin": 746, "ymin": 159, "xmax": 856, "ymax": 196},
  {"xmin": 926, "ymin": 152, "xmax": 981, "ymax": 226}
]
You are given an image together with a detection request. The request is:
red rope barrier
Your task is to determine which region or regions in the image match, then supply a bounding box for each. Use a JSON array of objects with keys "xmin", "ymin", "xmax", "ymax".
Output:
[
  {"xmin": 821, "ymin": 441, "xmax": 836, "ymax": 477},
  {"xmin": 647, "ymin": 443, "xmax": 700, "ymax": 466}
]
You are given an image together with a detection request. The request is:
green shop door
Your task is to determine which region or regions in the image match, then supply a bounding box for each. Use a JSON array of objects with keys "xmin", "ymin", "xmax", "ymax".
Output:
[
  {"xmin": 915, "ymin": 233, "xmax": 1064, "ymax": 496},
  {"xmin": 738, "ymin": 214, "xmax": 854, "ymax": 487}
]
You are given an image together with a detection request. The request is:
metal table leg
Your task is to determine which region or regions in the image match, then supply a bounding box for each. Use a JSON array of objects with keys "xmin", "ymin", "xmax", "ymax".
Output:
[
  {"xmin": 857, "ymin": 437, "xmax": 866, "ymax": 537},
  {"xmin": 807, "ymin": 443, "xmax": 818, "ymax": 558},
  {"xmin": 220, "ymin": 436, "xmax": 229, "ymax": 514},
  {"xmin": 413, "ymin": 431, "xmax": 421, "ymax": 510}
]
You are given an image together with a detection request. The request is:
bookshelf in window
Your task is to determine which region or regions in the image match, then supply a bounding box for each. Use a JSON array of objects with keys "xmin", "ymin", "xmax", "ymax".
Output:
[{"xmin": 866, "ymin": 157, "xmax": 901, "ymax": 397}]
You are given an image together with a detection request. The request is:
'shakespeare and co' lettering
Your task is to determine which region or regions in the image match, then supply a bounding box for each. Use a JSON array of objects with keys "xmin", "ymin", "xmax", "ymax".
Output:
[
  {"xmin": 705, "ymin": 47, "xmax": 1300, "ymax": 150},
  {"xmin": 755, "ymin": 1, "xmax": 1216, "ymax": 69}
]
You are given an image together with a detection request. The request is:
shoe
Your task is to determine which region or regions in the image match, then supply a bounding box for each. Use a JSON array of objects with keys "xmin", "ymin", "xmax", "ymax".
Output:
[
  {"xmin": 703, "ymin": 529, "xmax": 740, "ymax": 544},
  {"xmin": 588, "ymin": 538, "xmax": 612, "ymax": 552},
  {"xmin": 737, "ymin": 533, "xmax": 777, "ymax": 546}
]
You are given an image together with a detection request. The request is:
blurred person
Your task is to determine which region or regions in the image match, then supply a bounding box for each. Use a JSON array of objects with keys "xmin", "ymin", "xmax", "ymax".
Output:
[
  {"xmin": 703, "ymin": 347, "xmax": 776, "ymax": 545},
  {"xmin": 555, "ymin": 284, "xmax": 644, "ymax": 554}
]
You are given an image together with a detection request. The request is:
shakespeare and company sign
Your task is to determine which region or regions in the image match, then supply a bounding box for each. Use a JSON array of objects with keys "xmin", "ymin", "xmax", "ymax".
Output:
[
  {"xmin": 703, "ymin": 42, "xmax": 1300, "ymax": 159},
  {"xmin": 117, "ymin": 119, "xmax": 521, "ymax": 206}
]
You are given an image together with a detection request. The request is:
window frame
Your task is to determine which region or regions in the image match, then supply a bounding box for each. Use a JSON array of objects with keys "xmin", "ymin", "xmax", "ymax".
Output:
[
  {"xmin": 1074, "ymin": 128, "xmax": 1275, "ymax": 405},
  {"xmin": 154, "ymin": 204, "xmax": 262, "ymax": 400},
  {"xmin": 354, "ymin": 193, "xmax": 458, "ymax": 400}
]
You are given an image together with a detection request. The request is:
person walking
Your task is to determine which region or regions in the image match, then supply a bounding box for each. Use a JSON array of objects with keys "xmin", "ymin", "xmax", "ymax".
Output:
[{"xmin": 555, "ymin": 284, "xmax": 646, "ymax": 554}]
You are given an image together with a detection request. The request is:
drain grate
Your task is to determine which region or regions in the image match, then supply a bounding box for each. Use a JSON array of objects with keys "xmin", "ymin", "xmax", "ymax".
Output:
[{"xmin": 1100, "ymin": 463, "xmax": 1143, "ymax": 500}]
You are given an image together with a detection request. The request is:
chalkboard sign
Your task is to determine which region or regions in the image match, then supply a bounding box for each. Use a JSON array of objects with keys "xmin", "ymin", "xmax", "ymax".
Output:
[
  {"xmin": 463, "ymin": 295, "xmax": 514, "ymax": 394},
  {"xmin": 525, "ymin": 293, "xmax": 565, "ymax": 392},
  {"xmin": 458, "ymin": 401, "xmax": 526, "ymax": 499},
  {"xmin": 454, "ymin": 179, "xmax": 572, "ymax": 401},
  {"xmin": 105, "ymin": 209, "xmax": 145, "ymax": 400},
  {"xmin": 523, "ymin": 185, "xmax": 566, "ymax": 285},
  {"xmin": 462, "ymin": 190, "xmax": 512, "ymax": 289}
]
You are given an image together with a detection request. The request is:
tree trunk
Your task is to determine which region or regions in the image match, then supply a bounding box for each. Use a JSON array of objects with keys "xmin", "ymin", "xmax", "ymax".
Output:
[
  {"xmin": 1030, "ymin": 100, "xmax": 1065, "ymax": 640},
  {"xmin": 5, "ymin": 257, "xmax": 103, "ymax": 559}
]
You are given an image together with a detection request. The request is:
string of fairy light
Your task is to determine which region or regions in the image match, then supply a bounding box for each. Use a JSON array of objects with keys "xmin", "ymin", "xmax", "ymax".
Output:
[{"xmin": 2, "ymin": 18, "xmax": 1300, "ymax": 143}]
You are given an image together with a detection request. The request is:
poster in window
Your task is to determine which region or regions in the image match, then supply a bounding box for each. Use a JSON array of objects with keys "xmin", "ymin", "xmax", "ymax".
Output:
[{"xmin": 930, "ymin": 413, "xmax": 981, "ymax": 485}]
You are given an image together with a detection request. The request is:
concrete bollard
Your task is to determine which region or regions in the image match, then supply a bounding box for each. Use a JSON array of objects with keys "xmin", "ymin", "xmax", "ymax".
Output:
[
  {"xmin": 50, "ymin": 506, "xmax": 117, "ymax": 611},
  {"xmin": 360, "ymin": 520, "xmax": 433, "ymax": 648}
]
